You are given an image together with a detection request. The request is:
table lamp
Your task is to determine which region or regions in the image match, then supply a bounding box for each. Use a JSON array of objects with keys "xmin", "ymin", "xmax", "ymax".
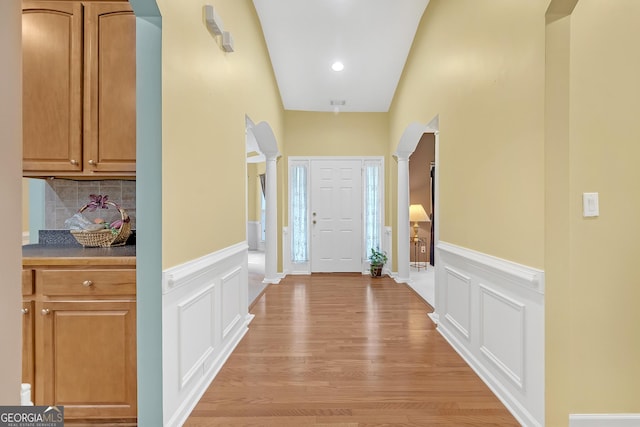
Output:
[{"xmin": 409, "ymin": 204, "xmax": 430, "ymax": 242}]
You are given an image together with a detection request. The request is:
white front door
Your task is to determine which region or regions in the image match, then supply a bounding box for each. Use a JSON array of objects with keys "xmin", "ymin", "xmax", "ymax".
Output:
[{"xmin": 310, "ymin": 159, "xmax": 362, "ymax": 272}]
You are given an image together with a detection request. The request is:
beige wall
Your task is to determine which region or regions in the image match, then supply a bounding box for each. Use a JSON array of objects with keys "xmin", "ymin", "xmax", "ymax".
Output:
[
  {"xmin": 157, "ymin": 0, "xmax": 283, "ymax": 268},
  {"xmin": 246, "ymin": 162, "xmax": 265, "ymax": 222},
  {"xmin": 390, "ymin": 0, "xmax": 547, "ymax": 269},
  {"xmin": 546, "ymin": 1, "xmax": 640, "ymax": 424},
  {"xmin": 284, "ymin": 111, "xmax": 389, "ymax": 157}
]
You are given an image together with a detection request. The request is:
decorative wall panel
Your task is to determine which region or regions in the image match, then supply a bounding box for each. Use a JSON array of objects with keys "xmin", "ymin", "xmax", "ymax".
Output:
[
  {"xmin": 436, "ymin": 242, "xmax": 544, "ymax": 427},
  {"xmin": 162, "ymin": 242, "xmax": 253, "ymax": 427}
]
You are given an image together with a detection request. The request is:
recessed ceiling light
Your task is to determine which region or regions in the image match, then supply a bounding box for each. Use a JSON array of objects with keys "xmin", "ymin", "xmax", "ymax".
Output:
[{"xmin": 331, "ymin": 61, "xmax": 344, "ymax": 72}]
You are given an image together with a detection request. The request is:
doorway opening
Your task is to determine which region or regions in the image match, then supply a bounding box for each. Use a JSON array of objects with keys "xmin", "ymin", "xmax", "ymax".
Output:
[
  {"xmin": 394, "ymin": 116, "xmax": 439, "ymax": 316},
  {"xmin": 408, "ymin": 134, "xmax": 435, "ymax": 307},
  {"xmin": 246, "ymin": 117, "xmax": 266, "ymax": 304}
]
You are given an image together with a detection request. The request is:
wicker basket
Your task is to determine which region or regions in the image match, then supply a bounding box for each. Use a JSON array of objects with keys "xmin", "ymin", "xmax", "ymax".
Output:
[{"xmin": 70, "ymin": 201, "xmax": 131, "ymax": 247}]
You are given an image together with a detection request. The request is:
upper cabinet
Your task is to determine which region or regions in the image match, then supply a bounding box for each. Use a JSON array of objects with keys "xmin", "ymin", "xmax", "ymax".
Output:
[{"xmin": 22, "ymin": 1, "xmax": 136, "ymax": 178}]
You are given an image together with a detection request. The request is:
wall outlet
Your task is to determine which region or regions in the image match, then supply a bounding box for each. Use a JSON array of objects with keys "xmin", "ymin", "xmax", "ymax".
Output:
[{"xmin": 420, "ymin": 245, "xmax": 426, "ymax": 253}]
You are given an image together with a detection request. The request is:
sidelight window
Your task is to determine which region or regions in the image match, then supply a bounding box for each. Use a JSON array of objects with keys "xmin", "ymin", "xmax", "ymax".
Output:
[
  {"xmin": 363, "ymin": 160, "xmax": 382, "ymax": 258},
  {"xmin": 290, "ymin": 162, "xmax": 308, "ymax": 263}
]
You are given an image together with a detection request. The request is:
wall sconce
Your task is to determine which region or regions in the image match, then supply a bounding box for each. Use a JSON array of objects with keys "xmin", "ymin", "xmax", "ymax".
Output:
[
  {"xmin": 409, "ymin": 204, "xmax": 430, "ymax": 242},
  {"xmin": 204, "ymin": 5, "xmax": 235, "ymax": 53},
  {"xmin": 204, "ymin": 5, "xmax": 223, "ymax": 35},
  {"xmin": 222, "ymin": 31, "xmax": 234, "ymax": 52}
]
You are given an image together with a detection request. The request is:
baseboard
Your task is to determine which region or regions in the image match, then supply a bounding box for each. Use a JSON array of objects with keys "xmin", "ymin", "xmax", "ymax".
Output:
[
  {"xmin": 427, "ymin": 312, "xmax": 439, "ymax": 324},
  {"xmin": 569, "ymin": 414, "xmax": 640, "ymax": 427},
  {"xmin": 262, "ymin": 274, "xmax": 283, "ymax": 284}
]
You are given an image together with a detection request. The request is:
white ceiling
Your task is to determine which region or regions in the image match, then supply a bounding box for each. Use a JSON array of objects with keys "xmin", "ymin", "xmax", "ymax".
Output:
[{"xmin": 252, "ymin": 0, "xmax": 429, "ymax": 113}]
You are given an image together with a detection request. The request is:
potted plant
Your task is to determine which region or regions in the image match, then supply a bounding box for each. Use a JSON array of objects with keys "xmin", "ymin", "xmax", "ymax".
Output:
[{"xmin": 369, "ymin": 247, "xmax": 388, "ymax": 278}]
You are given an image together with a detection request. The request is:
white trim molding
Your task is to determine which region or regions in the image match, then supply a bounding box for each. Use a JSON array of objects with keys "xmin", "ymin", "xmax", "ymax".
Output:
[
  {"xmin": 569, "ymin": 414, "xmax": 640, "ymax": 427},
  {"xmin": 162, "ymin": 243, "xmax": 253, "ymax": 427},
  {"xmin": 570, "ymin": 414, "xmax": 640, "ymax": 427},
  {"xmin": 436, "ymin": 241, "xmax": 545, "ymax": 427}
]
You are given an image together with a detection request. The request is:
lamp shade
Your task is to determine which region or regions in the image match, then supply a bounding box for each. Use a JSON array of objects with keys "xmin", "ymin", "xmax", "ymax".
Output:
[{"xmin": 409, "ymin": 204, "xmax": 430, "ymax": 223}]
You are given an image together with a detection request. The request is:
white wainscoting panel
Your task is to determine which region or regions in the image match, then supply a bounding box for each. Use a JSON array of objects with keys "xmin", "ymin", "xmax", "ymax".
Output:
[
  {"xmin": 443, "ymin": 266, "xmax": 471, "ymax": 340},
  {"xmin": 436, "ymin": 241, "xmax": 544, "ymax": 427},
  {"xmin": 221, "ymin": 267, "xmax": 242, "ymax": 340},
  {"xmin": 570, "ymin": 414, "xmax": 640, "ymax": 427},
  {"xmin": 479, "ymin": 284, "xmax": 525, "ymax": 390},
  {"xmin": 178, "ymin": 284, "xmax": 216, "ymax": 389},
  {"xmin": 163, "ymin": 242, "xmax": 254, "ymax": 427}
]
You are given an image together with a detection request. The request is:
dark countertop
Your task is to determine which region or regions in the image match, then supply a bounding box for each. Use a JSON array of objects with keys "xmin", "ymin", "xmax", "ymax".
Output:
[
  {"xmin": 23, "ymin": 230, "xmax": 136, "ymax": 266},
  {"xmin": 23, "ymin": 243, "xmax": 136, "ymax": 258},
  {"xmin": 23, "ymin": 244, "xmax": 136, "ymax": 266}
]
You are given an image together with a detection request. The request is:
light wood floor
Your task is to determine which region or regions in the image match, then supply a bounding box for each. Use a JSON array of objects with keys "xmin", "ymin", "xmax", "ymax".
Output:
[{"xmin": 185, "ymin": 274, "xmax": 519, "ymax": 426}]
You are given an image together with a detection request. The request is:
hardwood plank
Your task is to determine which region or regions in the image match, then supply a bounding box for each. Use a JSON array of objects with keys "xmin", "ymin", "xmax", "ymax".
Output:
[{"xmin": 185, "ymin": 274, "xmax": 519, "ymax": 426}]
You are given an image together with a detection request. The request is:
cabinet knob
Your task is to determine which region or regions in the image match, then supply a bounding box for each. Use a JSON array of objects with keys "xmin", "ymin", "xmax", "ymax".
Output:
[
  {"xmin": 41, "ymin": 309, "xmax": 50, "ymax": 316},
  {"xmin": 88, "ymin": 159, "xmax": 97, "ymax": 166},
  {"xmin": 21, "ymin": 308, "xmax": 29, "ymax": 315},
  {"xmin": 70, "ymin": 159, "xmax": 79, "ymax": 166},
  {"xmin": 82, "ymin": 280, "xmax": 93, "ymax": 287}
]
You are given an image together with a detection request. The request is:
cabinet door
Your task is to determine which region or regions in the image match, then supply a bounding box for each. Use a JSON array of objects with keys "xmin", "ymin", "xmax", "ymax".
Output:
[
  {"xmin": 84, "ymin": 3, "xmax": 136, "ymax": 174},
  {"xmin": 36, "ymin": 300, "xmax": 137, "ymax": 420},
  {"xmin": 22, "ymin": 1, "xmax": 83, "ymax": 173},
  {"xmin": 22, "ymin": 300, "xmax": 35, "ymax": 399}
]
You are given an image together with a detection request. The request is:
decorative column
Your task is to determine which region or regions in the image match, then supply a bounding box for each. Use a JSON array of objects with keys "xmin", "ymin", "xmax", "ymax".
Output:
[
  {"xmin": 251, "ymin": 121, "xmax": 281, "ymax": 284},
  {"xmin": 263, "ymin": 152, "xmax": 280, "ymax": 284},
  {"xmin": 396, "ymin": 152, "xmax": 411, "ymax": 283}
]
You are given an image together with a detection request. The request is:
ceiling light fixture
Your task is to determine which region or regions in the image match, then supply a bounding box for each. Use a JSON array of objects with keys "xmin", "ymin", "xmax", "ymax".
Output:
[{"xmin": 331, "ymin": 61, "xmax": 344, "ymax": 72}]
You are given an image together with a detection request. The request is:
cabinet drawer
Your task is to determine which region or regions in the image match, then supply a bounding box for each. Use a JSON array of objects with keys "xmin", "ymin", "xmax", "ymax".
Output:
[{"xmin": 39, "ymin": 269, "xmax": 135, "ymax": 297}]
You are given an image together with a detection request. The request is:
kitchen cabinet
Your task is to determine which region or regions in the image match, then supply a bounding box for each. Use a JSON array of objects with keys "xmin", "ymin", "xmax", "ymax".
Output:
[
  {"xmin": 22, "ymin": 1, "xmax": 136, "ymax": 178},
  {"xmin": 22, "ymin": 270, "xmax": 35, "ymax": 401},
  {"xmin": 22, "ymin": 259, "xmax": 137, "ymax": 424}
]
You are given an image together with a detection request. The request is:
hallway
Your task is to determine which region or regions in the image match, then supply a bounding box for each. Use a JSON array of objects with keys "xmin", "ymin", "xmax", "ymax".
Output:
[{"xmin": 185, "ymin": 274, "xmax": 518, "ymax": 426}]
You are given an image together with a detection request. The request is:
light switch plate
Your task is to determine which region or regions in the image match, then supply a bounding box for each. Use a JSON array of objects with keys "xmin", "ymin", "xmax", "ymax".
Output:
[{"xmin": 583, "ymin": 192, "xmax": 599, "ymax": 217}]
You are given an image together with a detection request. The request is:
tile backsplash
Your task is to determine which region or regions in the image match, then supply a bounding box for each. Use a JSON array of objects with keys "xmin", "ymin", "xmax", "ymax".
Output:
[{"xmin": 45, "ymin": 179, "xmax": 136, "ymax": 229}]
